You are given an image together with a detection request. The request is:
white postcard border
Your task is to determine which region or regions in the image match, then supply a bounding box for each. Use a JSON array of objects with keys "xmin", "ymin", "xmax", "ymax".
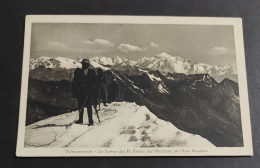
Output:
[{"xmin": 16, "ymin": 15, "xmax": 253, "ymax": 157}]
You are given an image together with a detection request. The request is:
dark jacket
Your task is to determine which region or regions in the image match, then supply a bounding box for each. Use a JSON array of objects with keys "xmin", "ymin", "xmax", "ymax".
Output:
[
  {"xmin": 108, "ymin": 81, "xmax": 119, "ymax": 95},
  {"xmin": 96, "ymin": 75, "xmax": 106, "ymax": 98},
  {"xmin": 72, "ymin": 68, "xmax": 97, "ymax": 99}
]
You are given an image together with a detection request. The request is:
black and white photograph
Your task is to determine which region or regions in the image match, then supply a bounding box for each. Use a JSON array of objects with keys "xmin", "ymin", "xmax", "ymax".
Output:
[{"xmin": 16, "ymin": 15, "xmax": 253, "ymax": 156}]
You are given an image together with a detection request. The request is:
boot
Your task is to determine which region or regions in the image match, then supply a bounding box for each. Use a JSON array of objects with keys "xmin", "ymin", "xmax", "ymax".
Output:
[
  {"xmin": 75, "ymin": 120, "xmax": 83, "ymax": 124},
  {"xmin": 88, "ymin": 121, "xmax": 94, "ymax": 126}
]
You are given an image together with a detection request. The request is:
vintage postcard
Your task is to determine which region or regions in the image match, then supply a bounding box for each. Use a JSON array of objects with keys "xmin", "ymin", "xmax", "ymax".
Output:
[{"xmin": 16, "ymin": 15, "xmax": 253, "ymax": 156}]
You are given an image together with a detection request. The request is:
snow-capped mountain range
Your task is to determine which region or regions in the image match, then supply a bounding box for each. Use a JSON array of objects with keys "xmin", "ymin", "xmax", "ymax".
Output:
[{"xmin": 30, "ymin": 52, "xmax": 237, "ymax": 79}]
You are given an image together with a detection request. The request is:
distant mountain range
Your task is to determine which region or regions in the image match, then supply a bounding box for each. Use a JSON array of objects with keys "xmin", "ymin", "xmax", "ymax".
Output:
[{"xmin": 30, "ymin": 53, "xmax": 238, "ymax": 82}]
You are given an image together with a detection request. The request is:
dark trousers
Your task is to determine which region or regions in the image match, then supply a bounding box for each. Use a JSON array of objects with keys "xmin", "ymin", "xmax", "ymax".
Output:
[
  {"xmin": 101, "ymin": 97, "xmax": 106, "ymax": 106},
  {"xmin": 77, "ymin": 96, "xmax": 93, "ymax": 124}
]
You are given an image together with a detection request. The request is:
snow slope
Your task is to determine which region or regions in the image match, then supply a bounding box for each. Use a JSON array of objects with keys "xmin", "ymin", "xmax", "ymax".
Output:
[
  {"xmin": 25, "ymin": 102, "xmax": 215, "ymax": 148},
  {"xmin": 30, "ymin": 56, "xmax": 110, "ymax": 71},
  {"xmin": 30, "ymin": 56, "xmax": 81, "ymax": 70}
]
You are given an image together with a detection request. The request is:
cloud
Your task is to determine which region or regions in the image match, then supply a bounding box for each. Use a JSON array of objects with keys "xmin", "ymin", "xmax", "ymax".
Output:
[
  {"xmin": 118, "ymin": 43, "xmax": 146, "ymax": 53},
  {"xmin": 45, "ymin": 39, "xmax": 114, "ymax": 55},
  {"xmin": 207, "ymin": 46, "xmax": 229, "ymax": 55},
  {"xmin": 149, "ymin": 42, "xmax": 159, "ymax": 48},
  {"xmin": 83, "ymin": 38, "xmax": 114, "ymax": 47},
  {"xmin": 48, "ymin": 41, "xmax": 67, "ymax": 48}
]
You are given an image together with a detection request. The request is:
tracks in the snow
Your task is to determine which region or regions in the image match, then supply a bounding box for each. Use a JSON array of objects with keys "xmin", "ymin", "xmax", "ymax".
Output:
[
  {"xmin": 25, "ymin": 110, "xmax": 117, "ymax": 148},
  {"xmin": 64, "ymin": 111, "xmax": 117, "ymax": 147}
]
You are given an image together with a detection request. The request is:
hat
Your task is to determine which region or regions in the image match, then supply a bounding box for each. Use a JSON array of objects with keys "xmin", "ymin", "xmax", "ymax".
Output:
[{"xmin": 82, "ymin": 59, "xmax": 90, "ymax": 64}]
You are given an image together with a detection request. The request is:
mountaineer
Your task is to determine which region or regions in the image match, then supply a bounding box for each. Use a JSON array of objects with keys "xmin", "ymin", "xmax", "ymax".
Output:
[{"xmin": 72, "ymin": 59, "xmax": 97, "ymax": 125}]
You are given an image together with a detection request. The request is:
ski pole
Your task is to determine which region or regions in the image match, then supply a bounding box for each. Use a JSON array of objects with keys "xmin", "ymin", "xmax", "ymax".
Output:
[
  {"xmin": 95, "ymin": 108, "xmax": 100, "ymax": 123},
  {"xmin": 78, "ymin": 93, "xmax": 89, "ymax": 117}
]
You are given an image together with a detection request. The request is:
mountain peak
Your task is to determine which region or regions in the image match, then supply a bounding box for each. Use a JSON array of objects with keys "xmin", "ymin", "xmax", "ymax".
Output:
[
  {"xmin": 221, "ymin": 78, "xmax": 236, "ymax": 85},
  {"xmin": 91, "ymin": 56, "xmax": 113, "ymax": 65},
  {"xmin": 155, "ymin": 52, "xmax": 174, "ymax": 59},
  {"xmin": 37, "ymin": 56, "xmax": 52, "ymax": 61},
  {"xmin": 154, "ymin": 52, "xmax": 190, "ymax": 62}
]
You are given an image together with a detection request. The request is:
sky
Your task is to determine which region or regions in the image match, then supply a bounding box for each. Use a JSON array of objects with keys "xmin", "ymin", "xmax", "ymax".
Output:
[{"xmin": 30, "ymin": 23, "xmax": 236, "ymax": 65}]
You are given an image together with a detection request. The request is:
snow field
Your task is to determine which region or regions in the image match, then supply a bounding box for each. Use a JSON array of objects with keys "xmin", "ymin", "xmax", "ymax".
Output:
[{"xmin": 25, "ymin": 102, "xmax": 215, "ymax": 148}]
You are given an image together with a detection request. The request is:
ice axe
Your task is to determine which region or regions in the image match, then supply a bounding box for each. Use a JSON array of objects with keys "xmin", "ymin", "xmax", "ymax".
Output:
[
  {"xmin": 95, "ymin": 107, "xmax": 101, "ymax": 123},
  {"xmin": 79, "ymin": 93, "xmax": 89, "ymax": 114},
  {"xmin": 74, "ymin": 93, "xmax": 90, "ymax": 124}
]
